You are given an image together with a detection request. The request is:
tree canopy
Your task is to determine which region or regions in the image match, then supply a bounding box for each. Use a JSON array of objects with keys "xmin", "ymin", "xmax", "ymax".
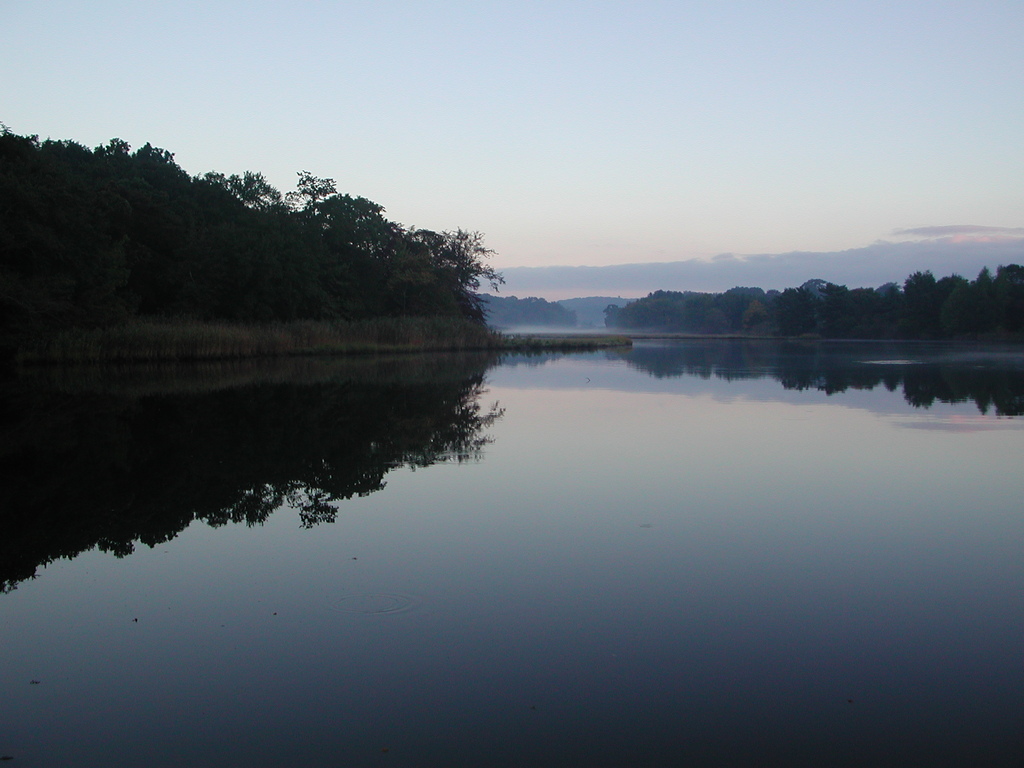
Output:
[
  {"xmin": 606, "ymin": 270, "xmax": 1024, "ymax": 339},
  {"xmin": 0, "ymin": 127, "xmax": 503, "ymax": 350},
  {"xmin": 478, "ymin": 294, "xmax": 577, "ymax": 328}
]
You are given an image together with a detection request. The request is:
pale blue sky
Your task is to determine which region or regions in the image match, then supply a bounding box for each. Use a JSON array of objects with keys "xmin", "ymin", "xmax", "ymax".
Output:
[{"xmin": 3, "ymin": 0, "xmax": 1022, "ymax": 269}]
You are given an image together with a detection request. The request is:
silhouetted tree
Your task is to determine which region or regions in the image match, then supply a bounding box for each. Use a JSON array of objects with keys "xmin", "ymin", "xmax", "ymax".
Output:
[
  {"xmin": 773, "ymin": 287, "xmax": 819, "ymax": 336},
  {"xmin": 0, "ymin": 127, "xmax": 505, "ymax": 349}
]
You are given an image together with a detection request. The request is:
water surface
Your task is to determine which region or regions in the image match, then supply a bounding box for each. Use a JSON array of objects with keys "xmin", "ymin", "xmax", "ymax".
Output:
[{"xmin": 2, "ymin": 341, "xmax": 1022, "ymax": 766}]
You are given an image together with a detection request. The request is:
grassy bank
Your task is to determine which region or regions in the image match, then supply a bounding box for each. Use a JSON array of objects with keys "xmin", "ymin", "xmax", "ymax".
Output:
[
  {"xmin": 15, "ymin": 317, "xmax": 502, "ymax": 364},
  {"xmin": 14, "ymin": 318, "xmax": 632, "ymax": 364},
  {"xmin": 499, "ymin": 333, "xmax": 633, "ymax": 351}
]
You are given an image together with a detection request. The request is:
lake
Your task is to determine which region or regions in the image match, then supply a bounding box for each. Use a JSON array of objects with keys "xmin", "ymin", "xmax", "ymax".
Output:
[{"xmin": 2, "ymin": 340, "xmax": 1023, "ymax": 767}]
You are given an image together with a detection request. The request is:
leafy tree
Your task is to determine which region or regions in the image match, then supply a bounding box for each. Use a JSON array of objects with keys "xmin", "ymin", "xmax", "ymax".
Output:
[
  {"xmin": 314, "ymin": 194, "xmax": 396, "ymax": 318},
  {"xmin": 0, "ymin": 131, "xmax": 135, "ymax": 338},
  {"xmin": 933, "ymin": 274, "xmax": 969, "ymax": 335},
  {"xmin": 994, "ymin": 264, "xmax": 1024, "ymax": 331},
  {"xmin": 819, "ymin": 283, "xmax": 854, "ymax": 337},
  {"xmin": 205, "ymin": 171, "xmax": 284, "ymax": 211},
  {"xmin": 718, "ymin": 287, "xmax": 765, "ymax": 329},
  {"xmin": 0, "ymin": 126, "xmax": 507, "ymax": 345},
  {"xmin": 900, "ymin": 270, "xmax": 950, "ymax": 338},
  {"xmin": 481, "ymin": 295, "xmax": 577, "ymax": 328},
  {"xmin": 609, "ymin": 290, "xmax": 683, "ymax": 330},
  {"xmin": 405, "ymin": 228, "xmax": 503, "ymax": 322},
  {"xmin": 818, "ymin": 283, "xmax": 896, "ymax": 338},
  {"xmin": 742, "ymin": 299, "xmax": 769, "ymax": 331},
  {"xmin": 773, "ymin": 287, "xmax": 819, "ymax": 336},
  {"xmin": 603, "ymin": 303, "xmax": 622, "ymax": 327},
  {"xmin": 285, "ymin": 171, "xmax": 337, "ymax": 213}
]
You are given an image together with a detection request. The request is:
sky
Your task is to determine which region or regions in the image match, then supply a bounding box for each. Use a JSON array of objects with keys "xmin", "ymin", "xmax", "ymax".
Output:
[
  {"xmin": 498, "ymin": 237, "xmax": 1024, "ymax": 300},
  {"xmin": 3, "ymin": 0, "xmax": 1023, "ymax": 277}
]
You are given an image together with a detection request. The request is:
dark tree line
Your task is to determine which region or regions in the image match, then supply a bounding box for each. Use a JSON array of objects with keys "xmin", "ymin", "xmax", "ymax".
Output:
[
  {"xmin": 0, "ymin": 127, "xmax": 502, "ymax": 350},
  {"xmin": 607, "ymin": 267, "xmax": 1024, "ymax": 339},
  {"xmin": 478, "ymin": 294, "xmax": 577, "ymax": 328},
  {"xmin": 605, "ymin": 286, "xmax": 773, "ymax": 334}
]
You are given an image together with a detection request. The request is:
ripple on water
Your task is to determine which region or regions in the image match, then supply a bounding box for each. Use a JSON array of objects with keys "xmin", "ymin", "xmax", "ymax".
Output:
[{"xmin": 335, "ymin": 593, "xmax": 419, "ymax": 615}]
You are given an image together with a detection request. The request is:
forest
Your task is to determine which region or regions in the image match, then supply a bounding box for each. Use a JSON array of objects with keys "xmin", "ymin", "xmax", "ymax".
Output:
[
  {"xmin": 0, "ymin": 126, "xmax": 502, "ymax": 356},
  {"xmin": 479, "ymin": 294, "xmax": 577, "ymax": 328},
  {"xmin": 5, "ymin": 126, "xmax": 1022, "ymax": 351},
  {"xmin": 606, "ymin": 269, "xmax": 1024, "ymax": 339}
]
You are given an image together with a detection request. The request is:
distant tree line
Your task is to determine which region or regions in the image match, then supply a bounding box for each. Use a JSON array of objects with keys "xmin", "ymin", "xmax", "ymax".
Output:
[
  {"xmin": 478, "ymin": 294, "xmax": 577, "ymax": 328},
  {"xmin": 0, "ymin": 127, "xmax": 502, "ymax": 351},
  {"xmin": 606, "ymin": 268, "xmax": 1024, "ymax": 339}
]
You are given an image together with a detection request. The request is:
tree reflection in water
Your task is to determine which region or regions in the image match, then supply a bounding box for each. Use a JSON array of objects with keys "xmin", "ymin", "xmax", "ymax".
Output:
[
  {"xmin": 620, "ymin": 339, "xmax": 1024, "ymax": 416},
  {"xmin": 0, "ymin": 353, "xmax": 503, "ymax": 592}
]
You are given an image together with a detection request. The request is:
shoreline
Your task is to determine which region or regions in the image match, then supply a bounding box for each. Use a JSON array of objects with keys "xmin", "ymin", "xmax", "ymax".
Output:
[
  {"xmin": 14, "ymin": 319, "xmax": 1021, "ymax": 367},
  {"xmin": 10, "ymin": 317, "xmax": 633, "ymax": 366}
]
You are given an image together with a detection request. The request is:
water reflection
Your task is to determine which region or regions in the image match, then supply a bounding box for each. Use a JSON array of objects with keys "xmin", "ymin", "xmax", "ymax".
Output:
[
  {"xmin": 5, "ymin": 342, "xmax": 1020, "ymax": 594},
  {"xmin": 618, "ymin": 340, "xmax": 1024, "ymax": 415},
  {"xmin": 3, "ymin": 342, "xmax": 1024, "ymax": 767},
  {"xmin": 0, "ymin": 354, "xmax": 503, "ymax": 592}
]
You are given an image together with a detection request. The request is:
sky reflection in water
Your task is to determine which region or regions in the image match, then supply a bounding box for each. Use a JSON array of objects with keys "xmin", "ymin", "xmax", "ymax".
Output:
[{"xmin": 2, "ymin": 341, "xmax": 1023, "ymax": 767}]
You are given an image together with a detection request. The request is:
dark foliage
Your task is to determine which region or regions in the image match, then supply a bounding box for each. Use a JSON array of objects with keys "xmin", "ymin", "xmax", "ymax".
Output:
[
  {"xmin": 0, "ymin": 127, "xmax": 502, "ymax": 352},
  {"xmin": 606, "ymin": 269, "xmax": 1024, "ymax": 339},
  {"xmin": 479, "ymin": 294, "xmax": 577, "ymax": 328}
]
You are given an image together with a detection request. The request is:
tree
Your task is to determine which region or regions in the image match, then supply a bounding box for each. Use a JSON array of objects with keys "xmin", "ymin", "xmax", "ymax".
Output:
[
  {"xmin": 941, "ymin": 270, "xmax": 993, "ymax": 336},
  {"xmin": 285, "ymin": 171, "xmax": 337, "ymax": 213},
  {"xmin": 406, "ymin": 229, "xmax": 504, "ymax": 322},
  {"xmin": 604, "ymin": 303, "xmax": 622, "ymax": 328},
  {"xmin": 742, "ymin": 299, "xmax": 769, "ymax": 331},
  {"xmin": 994, "ymin": 264, "xmax": 1024, "ymax": 331},
  {"xmin": 773, "ymin": 287, "xmax": 818, "ymax": 336},
  {"xmin": 481, "ymin": 295, "xmax": 577, "ymax": 328},
  {"xmin": 819, "ymin": 283, "xmax": 854, "ymax": 337},
  {"xmin": 718, "ymin": 287, "xmax": 765, "ymax": 331},
  {"xmin": 900, "ymin": 270, "xmax": 960, "ymax": 338},
  {"xmin": 0, "ymin": 131, "xmax": 136, "ymax": 338},
  {"xmin": 205, "ymin": 171, "xmax": 284, "ymax": 211},
  {"xmin": 0, "ymin": 126, "xmax": 510, "ymax": 341}
]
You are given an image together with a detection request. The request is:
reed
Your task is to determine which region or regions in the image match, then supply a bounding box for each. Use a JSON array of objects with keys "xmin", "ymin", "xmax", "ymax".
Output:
[
  {"xmin": 497, "ymin": 334, "xmax": 633, "ymax": 351},
  {"xmin": 16, "ymin": 317, "xmax": 505, "ymax": 364}
]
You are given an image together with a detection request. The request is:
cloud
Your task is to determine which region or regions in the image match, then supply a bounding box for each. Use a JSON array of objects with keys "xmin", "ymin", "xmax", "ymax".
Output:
[
  {"xmin": 892, "ymin": 224, "xmax": 1024, "ymax": 239},
  {"xmin": 498, "ymin": 238, "xmax": 1024, "ymax": 299}
]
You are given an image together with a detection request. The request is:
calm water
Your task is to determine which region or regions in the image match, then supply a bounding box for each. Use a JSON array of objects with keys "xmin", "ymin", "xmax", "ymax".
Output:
[{"xmin": 2, "ymin": 341, "xmax": 1023, "ymax": 767}]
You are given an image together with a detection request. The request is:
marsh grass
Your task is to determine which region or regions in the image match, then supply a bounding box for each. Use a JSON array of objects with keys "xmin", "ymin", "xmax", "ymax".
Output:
[
  {"xmin": 498, "ymin": 334, "xmax": 633, "ymax": 350},
  {"xmin": 16, "ymin": 317, "xmax": 504, "ymax": 364}
]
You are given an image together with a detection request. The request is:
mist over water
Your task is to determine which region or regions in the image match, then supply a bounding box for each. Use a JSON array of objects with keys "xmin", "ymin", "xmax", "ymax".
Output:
[{"xmin": 2, "ymin": 341, "xmax": 1023, "ymax": 767}]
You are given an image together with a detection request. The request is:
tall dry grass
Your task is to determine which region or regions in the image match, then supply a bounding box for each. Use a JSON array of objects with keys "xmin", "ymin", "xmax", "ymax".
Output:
[{"xmin": 16, "ymin": 317, "xmax": 504, "ymax": 364}]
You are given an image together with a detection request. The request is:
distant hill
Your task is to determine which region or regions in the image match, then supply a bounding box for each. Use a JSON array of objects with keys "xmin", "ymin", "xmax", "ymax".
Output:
[
  {"xmin": 556, "ymin": 296, "xmax": 636, "ymax": 328},
  {"xmin": 479, "ymin": 294, "xmax": 576, "ymax": 329},
  {"xmin": 479, "ymin": 294, "xmax": 637, "ymax": 329}
]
